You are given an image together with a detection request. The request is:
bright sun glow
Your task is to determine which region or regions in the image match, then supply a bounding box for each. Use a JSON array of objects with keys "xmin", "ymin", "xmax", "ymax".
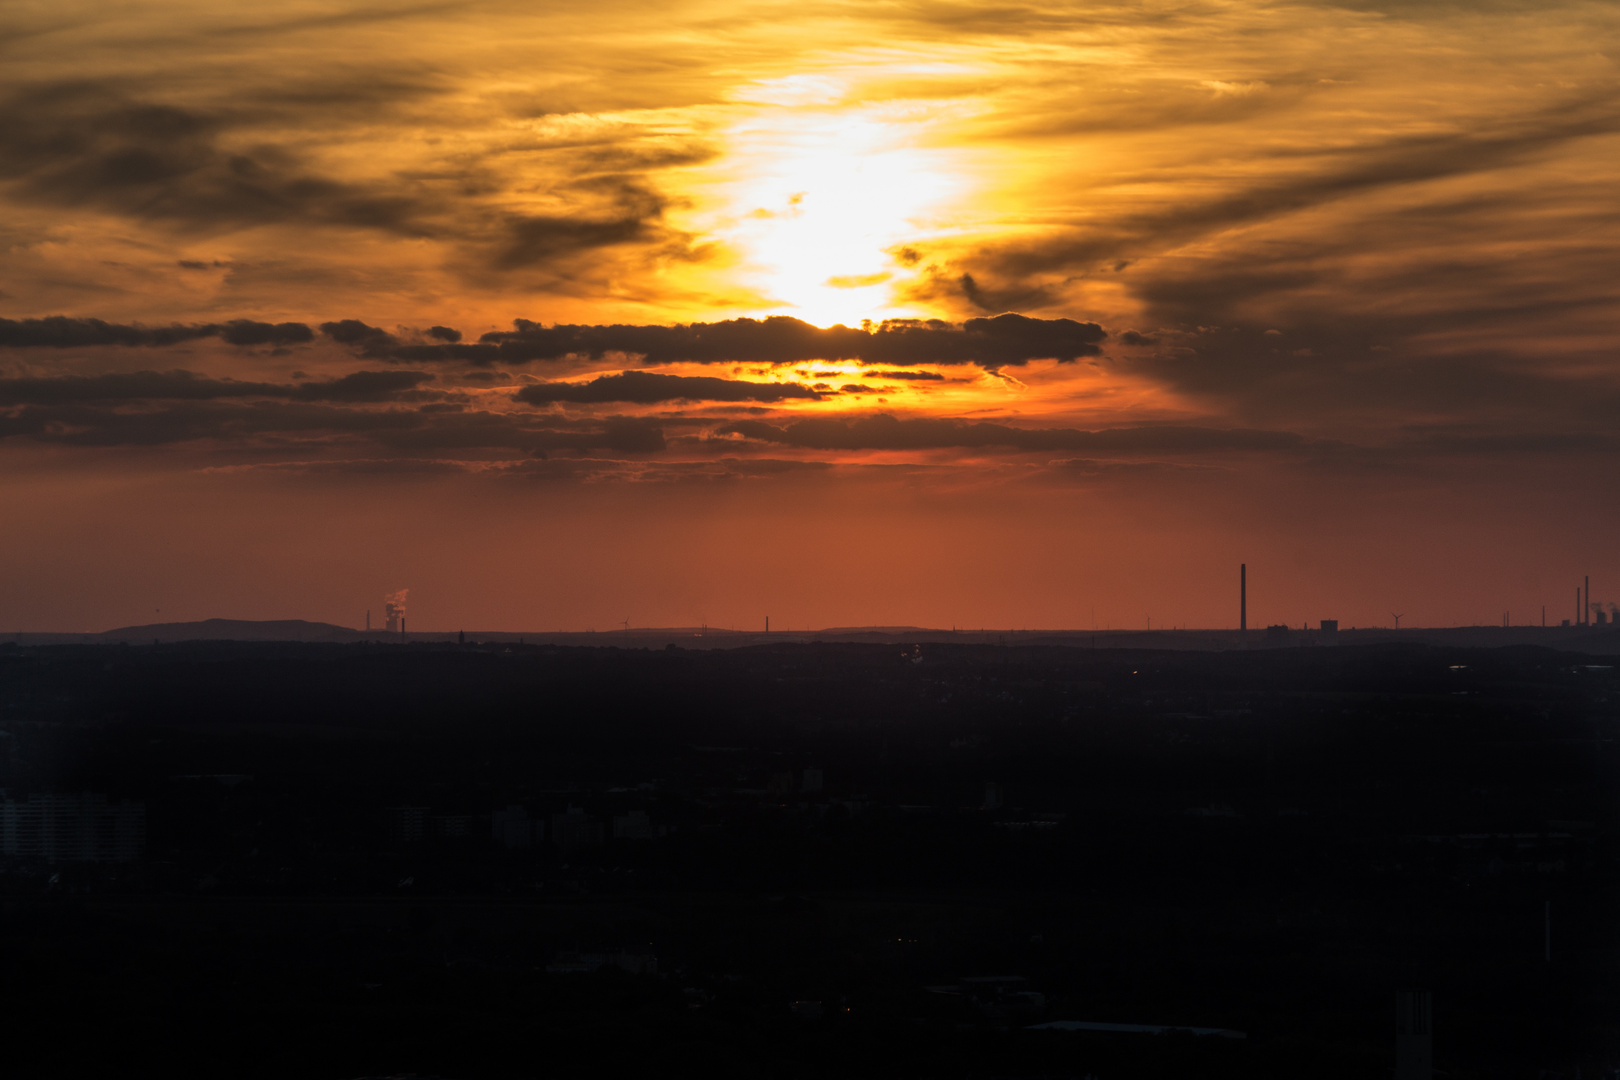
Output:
[{"xmin": 714, "ymin": 97, "xmax": 967, "ymax": 327}]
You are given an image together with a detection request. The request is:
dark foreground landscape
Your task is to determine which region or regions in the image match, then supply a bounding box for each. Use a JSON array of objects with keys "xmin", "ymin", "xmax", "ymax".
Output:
[{"xmin": 1, "ymin": 638, "xmax": 1615, "ymax": 1079}]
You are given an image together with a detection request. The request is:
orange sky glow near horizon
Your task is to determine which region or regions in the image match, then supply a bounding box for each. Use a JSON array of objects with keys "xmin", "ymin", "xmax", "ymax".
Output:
[{"xmin": 2, "ymin": 0, "xmax": 1619, "ymax": 632}]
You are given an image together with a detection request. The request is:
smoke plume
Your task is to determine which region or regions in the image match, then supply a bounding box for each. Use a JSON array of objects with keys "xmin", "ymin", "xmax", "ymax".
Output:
[{"xmin": 384, "ymin": 588, "xmax": 409, "ymax": 633}]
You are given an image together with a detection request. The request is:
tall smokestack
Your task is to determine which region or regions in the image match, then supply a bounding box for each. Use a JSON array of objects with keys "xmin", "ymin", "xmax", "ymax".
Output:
[
  {"xmin": 1585, "ymin": 575, "xmax": 1590, "ymax": 626},
  {"xmin": 1240, "ymin": 563, "xmax": 1247, "ymax": 641}
]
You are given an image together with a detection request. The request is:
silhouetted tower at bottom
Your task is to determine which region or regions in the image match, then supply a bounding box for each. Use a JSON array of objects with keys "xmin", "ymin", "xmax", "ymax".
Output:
[
  {"xmin": 1240, "ymin": 563, "xmax": 1247, "ymax": 645},
  {"xmin": 1396, "ymin": 990, "xmax": 1432, "ymax": 1080}
]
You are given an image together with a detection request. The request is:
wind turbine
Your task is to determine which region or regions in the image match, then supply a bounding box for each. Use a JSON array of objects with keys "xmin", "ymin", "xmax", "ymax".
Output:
[{"xmin": 1391, "ymin": 612, "xmax": 1404, "ymax": 630}]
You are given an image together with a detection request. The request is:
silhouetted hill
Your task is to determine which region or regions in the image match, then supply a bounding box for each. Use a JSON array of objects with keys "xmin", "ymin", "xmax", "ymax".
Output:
[{"xmin": 98, "ymin": 618, "xmax": 361, "ymax": 643}]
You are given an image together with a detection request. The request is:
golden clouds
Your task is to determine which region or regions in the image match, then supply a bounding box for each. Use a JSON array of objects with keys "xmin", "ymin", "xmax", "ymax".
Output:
[
  {"xmin": 7, "ymin": 0, "xmax": 1620, "ymax": 635},
  {"xmin": 3, "ymin": 1, "xmax": 1614, "ymax": 329},
  {"xmin": 0, "ymin": 0, "xmax": 1617, "ymax": 446}
]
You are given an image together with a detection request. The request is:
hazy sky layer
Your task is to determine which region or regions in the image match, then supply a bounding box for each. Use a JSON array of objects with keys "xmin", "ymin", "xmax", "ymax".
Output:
[{"xmin": 2, "ymin": 0, "xmax": 1617, "ymax": 630}]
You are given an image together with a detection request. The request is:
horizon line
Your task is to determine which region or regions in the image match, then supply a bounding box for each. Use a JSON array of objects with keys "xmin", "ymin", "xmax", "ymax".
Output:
[{"xmin": 10, "ymin": 617, "xmax": 1616, "ymax": 640}]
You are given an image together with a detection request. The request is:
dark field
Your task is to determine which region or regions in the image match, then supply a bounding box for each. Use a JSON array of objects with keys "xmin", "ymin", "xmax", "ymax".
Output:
[{"xmin": 0, "ymin": 640, "xmax": 1614, "ymax": 1078}]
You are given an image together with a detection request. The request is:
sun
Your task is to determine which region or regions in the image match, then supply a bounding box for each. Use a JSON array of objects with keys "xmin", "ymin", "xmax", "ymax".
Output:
[{"xmin": 714, "ymin": 98, "xmax": 966, "ymax": 327}]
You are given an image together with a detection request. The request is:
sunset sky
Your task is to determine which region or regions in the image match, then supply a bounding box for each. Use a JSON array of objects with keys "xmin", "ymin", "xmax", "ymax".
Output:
[{"xmin": 2, "ymin": 0, "xmax": 1618, "ymax": 632}]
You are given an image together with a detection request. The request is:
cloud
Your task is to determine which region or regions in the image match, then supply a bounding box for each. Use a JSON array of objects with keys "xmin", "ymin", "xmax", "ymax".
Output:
[
  {"xmin": 411, "ymin": 312, "xmax": 1106, "ymax": 368},
  {"xmin": 219, "ymin": 320, "xmax": 316, "ymax": 346},
  {"xmin": 550, "ymin": 416, "xmax": 665, "ymax": 453},
  {"xmin": 293, "ymin": 370, "xmax": 434, "ymax": 401},
  {"xmin": 718, "ymin": 413, "xmax": 1310, "ymax": 453},
  {"xmin": 1047, "ymin": 457, "xmax": 1217, "ymax": 476},
  {"xmin": 514, "ymin": 371, "xmax": 821, "ymax": 405},
  {"xmin": 0, "ymin": 315, "xmax": 313, "ymax": 349},
  {"xmin": 320, "ymin": 319, "xmax": 396, "ymax": 349},
  {"xmin": 863, "ymin": 369, "xmax": 945, "ymax": 381},
  {"xmin": 0, "ymin": 398, "xmax": 665, "ymax": 453},
  {"xmin": 956, "ymin": 91, "xmax": 1620, "ymax": 291},
  {"xmin": 0, "ymin": 401, "xmax": 419, "ymax": 447},
  {"xmin": 492, "ymin": 181, "xmax": 670, "ymax": 270},
  {"xmin": 0, "ymin": 76, "xmax": 710, "ymax": 297},
  {"xmin": 389, "ymin": 343, "xmax": 502, "ymax": 363},
  {"xmin": 0, "ymin": 369, "xmax": 432, "ymax": 405},
  {"xmin": 1119, "ymin": 319, "xmax": 1620, "ymax": 432},
  {"xmin": 0, "ymin": 82, "xmax": 440, "ymax": 236},
  {"xmin": 1404, "ymin": 429, "xmax": 1620, "ymax": 455},
  {"xmin": 365, "ymin": 412, "xmax": 667, "ymax": 454},
  {"xmin": 0, "ymin": 371, "xmax": 274, "ymax": 404},
  {"xmin": 958, "ymin": 271, "xmax": 1058, "ymax": 314}
]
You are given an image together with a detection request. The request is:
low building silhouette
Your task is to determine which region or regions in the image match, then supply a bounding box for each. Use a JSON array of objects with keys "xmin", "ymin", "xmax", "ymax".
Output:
[
  {"xmin": 0, "ymin": 792, "xmax": 145, "ymax": 862},
  {"xmin": 385, "ymin": 806, "xmax": 428, "ymax": 844},
  {"xmin": 551, "ymin": 805, "xmax": 604, "ymax": 851},
  {"xmin": 612, "ymin": 810, "xmax": 662, "ymax": 840},
  {"xmin": 492, "ymin": 804, "xmax": 540, "ymax": 848},
  {"xmin": 959, "ymin": 975, "xmax": 1045, "ymax": 1018},
  {"xmin": 546, "ymin": 950, "xmax": 657, "ymax": 975},
  {"xmin": 430, "ymin": 813, "xmax": 476, "ymax": 838},
  {"xmin": 1396, "ymin": 989, "xmax": 1432, "ymax": 1080}
]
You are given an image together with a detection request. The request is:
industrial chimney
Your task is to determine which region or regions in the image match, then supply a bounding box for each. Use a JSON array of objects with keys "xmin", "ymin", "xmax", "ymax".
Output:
[{"xmin": 1240, "ymin": 563, "xmax": 1247, "ymax": 644}]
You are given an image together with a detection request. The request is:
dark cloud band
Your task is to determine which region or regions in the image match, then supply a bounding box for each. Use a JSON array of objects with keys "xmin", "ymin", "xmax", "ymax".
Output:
[
  {"xmin": 514, "ymin": 371, "xmax": 821, "ymax": 405},
  {"xmin": 3, "ymin": 313, "xmax": 1106, "ymax": 375},
  {"xmin": 388, "ymin": 312, "xmax": 1105, "ymax": 368},
  {"xmin": 0, "ymin": 369, "xmax": 431, "ymax": 405},
  {"xmin": 718, "ymin": 413, "xmax": 1310, "ymax": 453},
  {"xmin": 0, "ymin": 316, "xmax": 313, "ymax": 349},
  {"xmin": 0, "ymin": 400, "xmax": 663, "ymax": 453}
]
